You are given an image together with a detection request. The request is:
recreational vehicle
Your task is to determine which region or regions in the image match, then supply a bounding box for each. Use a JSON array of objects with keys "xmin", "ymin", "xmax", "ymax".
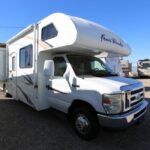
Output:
[
  {"xmin": 0, "ymin": 13, "xmax": 148, "ymax": 140},
  {"xmin": 0, "ymin": 43, "xmax": 7, "ymax": 89},
  {"xmin": 120, "ymin": 60, "xmax": 132, "ymax": 77},
  {"xmin": 137, "ymin": 59, "xmax": 150, "ymax": 77}
]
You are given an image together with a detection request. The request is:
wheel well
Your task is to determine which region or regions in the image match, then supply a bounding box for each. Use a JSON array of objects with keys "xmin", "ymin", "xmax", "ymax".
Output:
[{"xmin": 68, "ymin": 100, "xmax": 97, "ymax": 117}]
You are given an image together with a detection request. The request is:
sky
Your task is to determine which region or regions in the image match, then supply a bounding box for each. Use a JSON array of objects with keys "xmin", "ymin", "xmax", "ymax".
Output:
[{"xmin": 0, "ymin": 0, "xmax": 150, "ymax": 64}]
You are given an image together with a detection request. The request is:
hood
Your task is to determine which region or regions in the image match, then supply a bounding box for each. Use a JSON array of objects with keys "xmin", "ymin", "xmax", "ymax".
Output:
[{"xmin": 81, "ymin": 76, "xmax": 140, "ymax": 94}]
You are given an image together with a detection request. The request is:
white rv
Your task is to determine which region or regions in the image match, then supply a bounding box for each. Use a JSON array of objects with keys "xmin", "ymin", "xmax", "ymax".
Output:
[{"xmin": 1, "ymin": 13, "xmax": 148, "ymax": 140}]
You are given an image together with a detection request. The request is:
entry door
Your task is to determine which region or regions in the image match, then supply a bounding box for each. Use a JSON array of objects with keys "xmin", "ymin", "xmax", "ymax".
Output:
[{"xmin": 9, "ymin": 53, "xmax": 17, "ymax": 99}]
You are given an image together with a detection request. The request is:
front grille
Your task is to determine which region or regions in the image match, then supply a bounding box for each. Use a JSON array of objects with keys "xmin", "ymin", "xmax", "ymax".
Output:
[
  {"xmin": 125, "ymin": 88, "xmax": 144, "ymax": 110},
  {"xmin": 131, "ymin": 88, "xmax": 143, "ymax": 95},
  {"xmin": 130, "ymin": 98, "xmax": 143, "ymax": 106}
]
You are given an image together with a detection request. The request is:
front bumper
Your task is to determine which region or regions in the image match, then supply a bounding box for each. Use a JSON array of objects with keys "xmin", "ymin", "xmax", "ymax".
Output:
[
  {"xmin": 139, "ymin": 71, "xmax": 150, "ymax": 77},
  {"xmin": 97, "ymin": 100, "xmax": 148, "ymax": 128}
]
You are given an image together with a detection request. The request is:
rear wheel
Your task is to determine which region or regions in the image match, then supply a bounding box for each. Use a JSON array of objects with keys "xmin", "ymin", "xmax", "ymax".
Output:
[
  {"xmin": 3, "ymin": 84, "xmax": 11, "ymax": 98},
  {"xmin": 71, "ymin": 106, "xmax": 99, "ymax": 140}
]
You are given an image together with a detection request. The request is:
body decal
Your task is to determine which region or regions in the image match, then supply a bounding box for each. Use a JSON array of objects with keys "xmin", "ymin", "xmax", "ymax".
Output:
[
  {"xmin": 46, "ymin": 85, "xmax": 67, "ymax": 94},
  {"xmin": 17, "ymin": 84, "xmax": 35, "ymax": 107},
  {"xmin": 23, "ymin": 75, "xmax": 34, "ymax": 85}
]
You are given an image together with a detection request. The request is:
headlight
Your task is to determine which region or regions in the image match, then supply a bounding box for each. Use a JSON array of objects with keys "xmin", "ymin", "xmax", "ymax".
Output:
[{"xmin": 103, "ymin": 93, "xmax": 123, "ymax": 114}]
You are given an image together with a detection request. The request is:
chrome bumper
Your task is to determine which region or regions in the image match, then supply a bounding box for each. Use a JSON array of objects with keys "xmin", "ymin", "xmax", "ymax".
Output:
[{"xmin": 97, "ymin": 100, "xmax": 148, "ymax": 128}]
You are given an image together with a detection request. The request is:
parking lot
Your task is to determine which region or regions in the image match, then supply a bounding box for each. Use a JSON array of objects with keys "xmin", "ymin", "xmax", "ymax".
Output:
[{"xmin": 0, "ymin": 78, "xmax": 150, "ymax": 150}]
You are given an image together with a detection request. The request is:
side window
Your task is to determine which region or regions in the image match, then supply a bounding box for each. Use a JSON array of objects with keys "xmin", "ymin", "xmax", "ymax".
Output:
[
  {"xmin": 53, "ymin": 57, "xmax": 67, "ymax": 77},
  {"xmin": 12, "ymin": 56, "xmax": 16, "ymax": 71},
  {"xmin": 41, "ymin": 23, "xmax": 58, "ymax": 41},
  {"xmin": 20, "ymin": 44, "xmax": 33, "ymax": 68}
]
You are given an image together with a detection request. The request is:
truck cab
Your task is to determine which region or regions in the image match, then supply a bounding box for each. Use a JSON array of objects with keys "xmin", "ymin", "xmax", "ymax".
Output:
[{"xmin": 43, "ymin": 53, "xmax": 148, "ymax": 140}]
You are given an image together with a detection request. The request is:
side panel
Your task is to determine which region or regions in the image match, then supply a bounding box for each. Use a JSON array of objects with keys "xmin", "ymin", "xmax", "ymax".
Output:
[{"xmin": 7, "ymin": 29, "xmax": 37, "ymax": 108}]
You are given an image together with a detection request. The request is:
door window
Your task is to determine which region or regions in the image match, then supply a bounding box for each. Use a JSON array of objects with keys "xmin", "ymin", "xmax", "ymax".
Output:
[{"xmin": 53, "ymin": 57, "xmax": 67, "ymax": 77}]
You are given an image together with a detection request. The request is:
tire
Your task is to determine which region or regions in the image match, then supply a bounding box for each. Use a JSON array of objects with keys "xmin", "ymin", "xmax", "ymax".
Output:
[
  {"xmin": 3, "ymin": 84, "xmax": 7, "ymax": 97},
  {"xmin": 3, "ymin": 85, "xmax": 11, "ymax": 98},
  {"xmin": 4, "ymin": 90, "xmax": 11, "ymax": 97},
  {"xmin": 71, "ymin": 106, "xmax": 99, "ymax": 140}
]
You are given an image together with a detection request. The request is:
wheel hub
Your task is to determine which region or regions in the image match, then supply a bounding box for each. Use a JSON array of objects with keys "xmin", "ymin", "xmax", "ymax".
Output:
[{"xmin": 75, "ymin": 114, "xmax": 90, "ymax": 135}]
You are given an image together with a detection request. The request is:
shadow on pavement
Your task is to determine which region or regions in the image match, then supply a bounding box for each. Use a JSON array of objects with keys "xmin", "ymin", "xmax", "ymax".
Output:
[{"xmin": 0, "ymin": 93, "xmax": 150, "ymax": 150}]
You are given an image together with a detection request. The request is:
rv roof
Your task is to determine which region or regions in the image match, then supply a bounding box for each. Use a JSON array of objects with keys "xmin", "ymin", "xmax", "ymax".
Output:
[{"xmin": 7, "ymin": 13, "xmax": 131, "ymax": 56}]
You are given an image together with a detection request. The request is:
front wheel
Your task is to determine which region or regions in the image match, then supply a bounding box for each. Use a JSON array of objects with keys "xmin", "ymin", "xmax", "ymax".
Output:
[{"xmin": 71, "ymin": 106, "xmax": 99, "ymax": 140}]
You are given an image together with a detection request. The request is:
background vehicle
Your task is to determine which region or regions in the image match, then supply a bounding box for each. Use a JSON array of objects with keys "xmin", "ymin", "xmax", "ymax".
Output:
[
  {"xmin": 120, "ymin": 60, "xmax": 132, "ymax": 77},
  {"xmin": 137, "ymin": 59, "xmax": 150, "ymax": 77},
  {"xmin": 0, "ymin": 43, "xmax": 7, "ymax": 89}
]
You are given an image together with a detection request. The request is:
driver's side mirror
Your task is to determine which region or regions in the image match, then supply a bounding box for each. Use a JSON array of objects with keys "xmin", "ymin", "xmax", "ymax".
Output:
[{"xmin": 43, "ymin": 60, "xmax": 54, "ymax": 77}]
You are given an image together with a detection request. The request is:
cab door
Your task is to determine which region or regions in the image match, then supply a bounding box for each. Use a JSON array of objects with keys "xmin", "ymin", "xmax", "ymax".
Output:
[{"xmin": 47, "ymin": 56, "xmax": 72, "ymax": 111}]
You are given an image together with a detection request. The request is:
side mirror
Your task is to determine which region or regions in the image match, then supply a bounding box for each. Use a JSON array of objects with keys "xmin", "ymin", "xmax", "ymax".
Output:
[{"xmin": 43, "ymin": 60, "xmax": 54, "ymax": 77}]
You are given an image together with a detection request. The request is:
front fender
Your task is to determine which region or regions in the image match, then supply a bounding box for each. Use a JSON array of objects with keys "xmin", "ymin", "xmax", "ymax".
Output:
[{"xmin": 70, "ymin": 89, "xmax": 105, "ymax": 113}]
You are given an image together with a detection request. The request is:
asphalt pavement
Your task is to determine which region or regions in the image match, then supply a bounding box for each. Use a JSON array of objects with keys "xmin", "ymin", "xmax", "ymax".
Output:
[{"xmin": 0, "ymin": 79, "xmax": 149, "ymax": 150}]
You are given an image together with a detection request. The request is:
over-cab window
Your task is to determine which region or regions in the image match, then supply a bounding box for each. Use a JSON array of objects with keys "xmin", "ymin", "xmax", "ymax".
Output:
[
  {"xmin": 41, "ymin": 23, "xmax": 58, "ymax": 41},
  {"xmin": 19, "ymin": 44, "xmax": 33, "ymax": 68},
  {"xmin": 53, "ymin": 57, "xmax": 67, "ymax": 77}
]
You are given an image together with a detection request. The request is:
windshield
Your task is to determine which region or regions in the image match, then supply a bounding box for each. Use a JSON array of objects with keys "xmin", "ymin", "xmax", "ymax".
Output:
[
  {"xmin": 141, "ymin": 62, "xmax": 150, "ymax": 69},
  {"xmin": 67, "ymin": 55, "xmax": 117, "ymax": 77}
]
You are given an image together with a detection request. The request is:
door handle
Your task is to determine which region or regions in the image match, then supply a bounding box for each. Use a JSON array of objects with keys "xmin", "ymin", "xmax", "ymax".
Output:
[{"xmin": 72, "ymin": 84, "xmax": 80, "ymax": 88}]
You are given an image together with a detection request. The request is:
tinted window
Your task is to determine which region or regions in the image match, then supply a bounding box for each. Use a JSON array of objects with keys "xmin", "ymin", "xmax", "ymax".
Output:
[
  {"xmin": 41, "ymin": 24, "xmax": 58, "ymax": 40},
  {"xmin": 20, "ymin": 45, "xmax": 33, "ymax": 68},
  {"xmin": 53, "ymin": 57, "xmax": 67, "ymax": 77},
  {"xmin": 67, "ymin": 55, "xmax": 115, "ymax": 77}
]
